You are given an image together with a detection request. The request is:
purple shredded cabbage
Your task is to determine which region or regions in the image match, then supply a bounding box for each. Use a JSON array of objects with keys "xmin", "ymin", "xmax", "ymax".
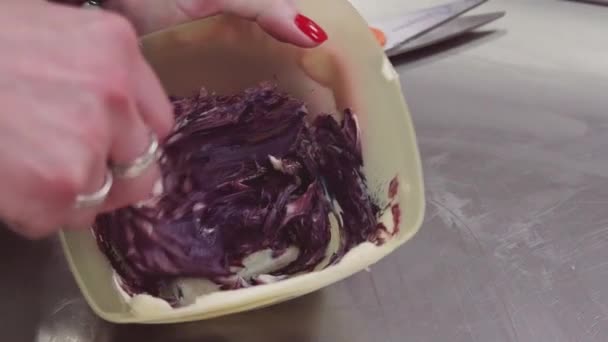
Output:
[{"xmin": 93, "ymin": 82, "xmax": 390, "ymax": 304}]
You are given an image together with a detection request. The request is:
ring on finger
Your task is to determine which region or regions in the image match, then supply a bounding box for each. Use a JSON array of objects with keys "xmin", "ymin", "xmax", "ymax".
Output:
[
  {"xmin": 83, "ymin": 0, "xmax": 104, "ymax": 8},
  {"xmin": 110, "ymin": 132, "xmax": 161, "ymax": 179},
  {"xmin": 74, "ymin": 169, "xmax": 114, "ymax": 209}
]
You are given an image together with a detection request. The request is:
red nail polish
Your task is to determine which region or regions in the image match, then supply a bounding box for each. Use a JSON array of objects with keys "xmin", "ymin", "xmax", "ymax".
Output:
[{"xmin": 295, "ymin": 14, "xmax": 328, "ymax": 43}]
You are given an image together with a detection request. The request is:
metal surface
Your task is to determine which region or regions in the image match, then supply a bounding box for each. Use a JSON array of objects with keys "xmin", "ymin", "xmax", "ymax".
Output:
[
  {"xmin": 3, "ymin": 0, "xmax": 608, "ymax": 341},
  {"xmin": 369, "ymin": 0, "xmax": 489, "ymax": 51},
  {"xmin": 386, "ymin": 12, "xmax": 505, "ymax": 57},
  {"xmin": 571, "ymin": 0, "xmax": 608, "ymax": 5}
]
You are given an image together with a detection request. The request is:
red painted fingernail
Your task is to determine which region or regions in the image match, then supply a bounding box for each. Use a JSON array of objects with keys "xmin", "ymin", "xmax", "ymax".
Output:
[{"xmin": 295, "ymin": 14, "xmax": 328, "ymax": 43}]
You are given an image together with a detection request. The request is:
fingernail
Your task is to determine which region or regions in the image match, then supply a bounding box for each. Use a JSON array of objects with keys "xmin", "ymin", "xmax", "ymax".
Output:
[{"xmin": 295, "ymin": 14, "xmax": 328, "ymax": 43}]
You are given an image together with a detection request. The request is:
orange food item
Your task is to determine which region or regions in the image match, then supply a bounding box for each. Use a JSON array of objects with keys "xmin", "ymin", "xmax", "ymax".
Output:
[{"xmin": 370, "ymin": 27, "xmax": 387, "ymax": 47}]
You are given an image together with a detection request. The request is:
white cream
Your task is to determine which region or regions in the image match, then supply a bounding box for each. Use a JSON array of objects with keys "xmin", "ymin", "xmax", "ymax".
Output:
[
  {"xmin": 381, "ymin": 56, "xmax": 399, "ymax": 81},
  {"xmin": 237, "ymin": 247, "xmax": 300, "ymax": 279}
]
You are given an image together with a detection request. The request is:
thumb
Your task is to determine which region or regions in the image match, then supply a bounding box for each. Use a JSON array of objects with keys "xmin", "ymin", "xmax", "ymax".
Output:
[{"xmin": 177, "ymin": 0, "xmax": 328, "ymax": 47}]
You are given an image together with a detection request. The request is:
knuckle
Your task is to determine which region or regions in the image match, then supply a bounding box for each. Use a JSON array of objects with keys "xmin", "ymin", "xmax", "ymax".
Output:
[
  {"xmin": 84, "ymin": 73, "xmax": 132, "ymax": 120},
  {"xmin": 94, "ymin": 13, "xmax": 139, "ymax": 51},
  {"xmin": 40, "ymin": 161, "xmax": 91, "ymax": 202},
  {"xmin": 90, "ymin": 70, "xmax": 130, "ymax": 104},
  {"xmin": 67, "ymin": 108, "xmax": 109, "ymax": 163}
]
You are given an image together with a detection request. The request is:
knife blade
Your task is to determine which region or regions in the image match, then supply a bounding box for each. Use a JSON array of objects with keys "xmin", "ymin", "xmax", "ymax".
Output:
[
  {"xmin": 386, "ymin": 11, "xmax": 505, "ymax": 57},
  {"xmin": 367, "ymin": 0, "xmax": 489, "ymax": 51}
]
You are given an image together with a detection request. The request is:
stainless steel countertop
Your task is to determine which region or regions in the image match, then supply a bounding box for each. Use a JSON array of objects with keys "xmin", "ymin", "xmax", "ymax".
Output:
[{"xmin": 3, "ymin": 0, "xmax": 608, "ymax": 341}]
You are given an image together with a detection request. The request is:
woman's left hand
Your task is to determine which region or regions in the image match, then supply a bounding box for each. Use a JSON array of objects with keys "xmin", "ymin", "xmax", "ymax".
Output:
[{"xmin": 105, "ymin": 0, "xmax": 327, "ymax": 47}]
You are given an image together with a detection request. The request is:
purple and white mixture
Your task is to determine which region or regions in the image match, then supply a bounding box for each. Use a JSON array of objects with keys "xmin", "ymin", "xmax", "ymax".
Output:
[{"xmin": 93, "ymin": 82, "xmax": 399, "ymax": 306}]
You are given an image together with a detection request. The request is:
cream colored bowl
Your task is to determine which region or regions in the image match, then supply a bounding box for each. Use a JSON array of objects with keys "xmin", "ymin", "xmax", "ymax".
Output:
[{"xmin": 59, "ymin": 0, "xmax": 424, "ymax": 324}]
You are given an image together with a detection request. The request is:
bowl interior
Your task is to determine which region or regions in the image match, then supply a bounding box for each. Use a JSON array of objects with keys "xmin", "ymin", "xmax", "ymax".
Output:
[{"xmin": 60, "ymin": 0, "xmax": 424, "ymax": 324}]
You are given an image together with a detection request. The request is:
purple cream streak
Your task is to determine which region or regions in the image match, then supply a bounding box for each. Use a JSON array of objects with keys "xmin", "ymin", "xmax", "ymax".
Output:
[{"xmin": 92, "ymin": 82, "xmax": 395, "ymax": 305}]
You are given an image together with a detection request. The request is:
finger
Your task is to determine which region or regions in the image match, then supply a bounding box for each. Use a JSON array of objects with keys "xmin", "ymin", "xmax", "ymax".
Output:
[
  {"xmin": 103, "ymin": 91, "xmax": 161, "ymax": 211},
  {"xmin": 177, "ymin": 0, "xmax": 328, "ymax": 47},
  {"xmin": 133, "ymin": 54, "xmax": 175, "ymax": 141},
  {"xmin": 30, "ymin": 105, "xmax": 111, "ymax": 233},
  {"xmin": 63, "ymin": 159, "xmax": 109, "ymax": 230},
  {"xmin": 98, "ymin": 52, "xmax": 173, "ymax": 211},
  {"xmin": 105, "ymin": 122, "xmax": 161, "ymax": 212}
]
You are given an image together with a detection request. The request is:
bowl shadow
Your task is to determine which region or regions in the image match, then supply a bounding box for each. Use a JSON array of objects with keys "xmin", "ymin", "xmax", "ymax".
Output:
[
  {"xmin": 109, "ymin": 290, "xmax": 325, "ymax": 342},
  {"xmin": 390, "ymin": 29, "xmax": 507, "ymax": 69}
]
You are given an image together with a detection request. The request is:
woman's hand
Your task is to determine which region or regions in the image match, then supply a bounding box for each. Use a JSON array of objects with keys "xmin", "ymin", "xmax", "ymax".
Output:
[
  {"xmin": 105, "ymin": 0, "xmax": 327, "ymax": 47},
  {"xmin": 0, "ymin": 2, "xmax": 174, "ymax": 238}
]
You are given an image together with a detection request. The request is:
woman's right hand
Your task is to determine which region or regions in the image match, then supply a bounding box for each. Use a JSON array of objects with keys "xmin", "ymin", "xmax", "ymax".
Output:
[{"xmin": 0, "ymin": 2, "xmax": 174, "ymax": 238}]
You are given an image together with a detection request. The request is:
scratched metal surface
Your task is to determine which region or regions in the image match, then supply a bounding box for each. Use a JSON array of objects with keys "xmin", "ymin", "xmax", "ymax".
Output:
[{"xmin": 3, "ymin": 0, "xmax": 608, "ymax": 341}]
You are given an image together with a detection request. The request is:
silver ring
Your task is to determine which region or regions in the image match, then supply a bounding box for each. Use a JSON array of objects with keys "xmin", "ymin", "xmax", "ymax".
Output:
[
  {"xmin": 110, "ymin": 132, "xmax": 160, "ymax": 179},
  {"xmin": 83, "ymin": 0, "xmax": 104, "ymax": 8},
  {"xmin": 74, "ymin": 169, "xmax": 114, "ymax": 209}
]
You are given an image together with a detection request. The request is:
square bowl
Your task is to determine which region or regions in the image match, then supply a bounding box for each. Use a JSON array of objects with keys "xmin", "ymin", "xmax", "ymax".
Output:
[{"xmin": 60, "ymin": 0, "xmax": 425, "ymax": 324}]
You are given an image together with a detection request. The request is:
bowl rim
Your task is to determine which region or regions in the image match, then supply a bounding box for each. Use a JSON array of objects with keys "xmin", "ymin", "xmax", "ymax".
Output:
[{"xmin": 59, "ymin": 3, "xmax": 426, "ymax": 324}]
